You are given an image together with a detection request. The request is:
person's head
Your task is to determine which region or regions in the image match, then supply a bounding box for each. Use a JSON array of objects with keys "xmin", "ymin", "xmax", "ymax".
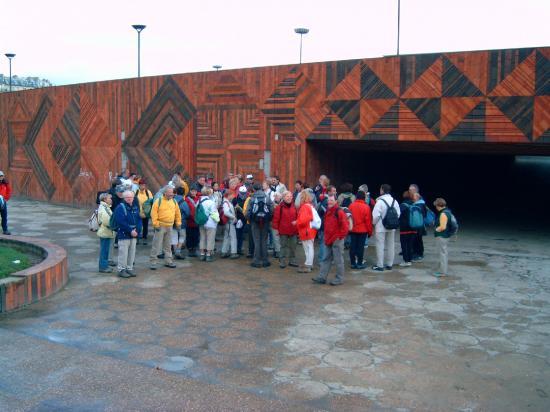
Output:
[
  {"xmin": 123, "ymin": 190, "xmax": 135, "ymax": 205},
  {"xmin": 295, "ymin": 180, "xmax": 303, "ymax": 191},
  {"xmin": 403, "ymin": 190, "xmax": 411, "ymax": 200},
  {"xmin": 116, "ymin": 185, "xmax": 125, "ymax": 198},
  {"xmin": 197, "ymin": 176, "xmax": 206, "ymax": 185},
  {"xmin": 358, "ymin": 184, "xmax": 369, "ymax": 194},
  {"xmin": 282, "ymin": 191, "xmax": 293, "ymax": 204},
  {"xmin": 201, "ymin": 186, "xmax": 213, "ymax": 197},
  {"xmin": 356, "ymin": 191, "xmax": 366, "ymax": 201},
  {"xmin": 190, "ymin": 187, "xmax": 198, "ymax": 198},
  {"xmin": 412, "ymin": 192, "xmax": 421, "ymax": 202},
  {"xmin": 139, "ymin": 179, "xmax": 147, "ymax": 190},
  {"xmin": 176, "ymin": 186, "xmax": 185, "ymax": 196},
  {"xmin": 99, "ymin": 192, "xmax": 112, "ymax": 205},
  {"xmin": 0, "ymin": 171, "xmax": 5, "ymax": 182},
  {"xmin": 409, "ymin": 184, "xmax": 419, "ymax": 195},
  {"xmin": 299, "ymin": 190, "xmax": 312, "ymax": 205},
  {"xmin": 129, "ymin": 173, "xmax": 137, "ymax": 181},
  {"xmin": 273, "ymin": 192, "xmax": 282, "ymax": 203},
  {"xmin": 380, "ymin": 184, "xmax": 391, "ymax": 195},
  {"xmin": 212, "ymin": 182, "xmax": 219, "ymax": 191},
  {"xmin": 163, "ymin": 186, "xmax": 175, "ymax": 199},
  {"xmin": 327, "ymin": 194, "xmax": 337, "ymax": 208},
  {"xmin": 252, "ymin": 183, "xmax": 262, "ymax": 192},
  {"xmin": 327, "ymin": 185, "xmax": 337, "ymax": 196},
  {"xmin": 433, "ymin": 197, "xmax": 447, "ymax": 211},
  {"xmin": 224, "ymin": 190, "xmax": 235, "ymax": 201},
  {"xmin": 262, "ymin": 180, "xmax": 270, "ymax": 191},
  {"xmin": 319, "ymin": 175, "xmax": 329, "ymax": 187},
  {"xmin": 340, "ymin": 182, "xmax": 353, "ymax": 193},
  {"xmin": 246, "ymin": 174, "xmax": 254, "ymax": 183},
  {"xmin": 229, "ymin": 177, "xmax": 239, "ymax": 190},
  {"xmin": 272, "ymin": 176, "xmax": 280, "ymax": 185},
  {"xmin": 238, "ymin": 185, "xmax": 248, "ymax": 197}
]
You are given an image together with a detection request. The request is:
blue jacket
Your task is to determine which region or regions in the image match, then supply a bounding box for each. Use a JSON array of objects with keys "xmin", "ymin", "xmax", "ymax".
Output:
[
  {"xmin": 114, "ymin": 201, "xmax": 142, "ymax": 240},
  {"xmin": 174, "ymin": 195, "xmax": 191, "ymax": 228}
]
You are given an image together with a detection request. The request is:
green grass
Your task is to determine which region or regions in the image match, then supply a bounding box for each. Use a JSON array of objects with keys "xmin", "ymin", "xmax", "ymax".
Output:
[{"xmin": 0, "ymin": 246, "xmax": 32, "ymax": 279}]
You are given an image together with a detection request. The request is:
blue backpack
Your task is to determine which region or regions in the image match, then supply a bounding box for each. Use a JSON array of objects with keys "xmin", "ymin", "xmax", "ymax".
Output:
[{"xmin": 408, "ymin": 204, "xmax": 424, "ymax": 229}]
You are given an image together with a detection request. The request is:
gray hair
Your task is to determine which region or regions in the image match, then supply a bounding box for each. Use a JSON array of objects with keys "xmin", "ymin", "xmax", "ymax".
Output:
[
  {"xmin": 99, "ymin": 192, "xmax": 111, "ymax": 201},
  {"xmin": 122, "ymin": 190, "xmax": 135, "ymax": 199},
  {"xmin": 163, "ymin": 185, "xmax": 174, "ymax": 193},
  {"xmin": 358, "ymin": 184, "xmax": 369, "ymax": 193},
  {"xmin": 201, "ymin": 186, "xmax": 213, "ymax": 196}
]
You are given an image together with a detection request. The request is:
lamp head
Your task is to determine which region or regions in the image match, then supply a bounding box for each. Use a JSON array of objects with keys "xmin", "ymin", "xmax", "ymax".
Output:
[
  {"xmin": 5, "ymin": 53, "xmax": 16, "ymax": 59},
  {"xmin": 132, "ymin": 24, "xmax": 146, "ymax": 32},
  {"xmin": 294, "ymin": 28, "xmax": 309, "ymax": 35}
]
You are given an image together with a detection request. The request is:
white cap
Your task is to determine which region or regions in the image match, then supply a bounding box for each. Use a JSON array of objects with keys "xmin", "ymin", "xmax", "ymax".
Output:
[
  {"xmin": 238, "ymin": 186, "xmax": 248, "ymax": 193},
  {"xmin": 0, "ymin": 171, "xmax": 4, "ymax": 176},
  {"xmin": 246, "ymin": 174, "xmax": 253, "ymax": 179}
]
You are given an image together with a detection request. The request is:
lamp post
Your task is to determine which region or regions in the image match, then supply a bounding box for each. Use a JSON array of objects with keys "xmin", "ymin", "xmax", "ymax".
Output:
[
  {"xmin": 213, "ymin": 65, "xmax": 222, "ymax": 71},
  {"xmin": 397, "ymin": 0, "xmax": 401, "ymax": 56},
  {"xmin": 131, "ymin": 24, "xmax": 146, "ymax": 78},
  {"xmin": 294, "ymin": 28, "xmax": 309, "ymax": 64},
  {"xmin": 5, "ymin": 53, "xmax": 15, "ymax": 92}
]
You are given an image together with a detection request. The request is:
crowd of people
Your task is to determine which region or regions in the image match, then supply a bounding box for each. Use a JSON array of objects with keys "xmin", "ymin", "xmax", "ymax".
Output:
[{"xmin": 94, "ymin": 170, "xmax": 457, "ymax": 284}]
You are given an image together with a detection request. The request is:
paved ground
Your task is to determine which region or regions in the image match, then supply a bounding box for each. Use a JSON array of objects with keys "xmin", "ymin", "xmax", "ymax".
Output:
[{"xmin": 1, "ymin": 199, "xmax": 549, "ymax": 411}]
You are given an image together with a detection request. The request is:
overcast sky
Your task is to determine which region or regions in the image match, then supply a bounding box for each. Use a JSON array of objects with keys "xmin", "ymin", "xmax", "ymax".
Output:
[{"xmin": 1, "ymin": 0, "xmax": 548, "ymax": 85}]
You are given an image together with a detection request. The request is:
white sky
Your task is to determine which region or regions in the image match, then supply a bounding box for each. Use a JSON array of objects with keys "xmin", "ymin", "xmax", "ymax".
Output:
[{"xmin": 1, "ymin": 0, "xmax": 549, "ymax": 85}]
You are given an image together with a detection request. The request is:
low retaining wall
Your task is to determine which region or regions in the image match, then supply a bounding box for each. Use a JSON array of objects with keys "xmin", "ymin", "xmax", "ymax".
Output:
[{"xmin": 0, "ymin": 236, "xmax": 68, "ymax": 313}]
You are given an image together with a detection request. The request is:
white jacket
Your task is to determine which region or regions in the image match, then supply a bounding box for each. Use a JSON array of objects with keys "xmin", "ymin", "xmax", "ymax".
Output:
[
  {"xmin": 222, "ymin": 199, "xmax": 236, "ymax": 223},
  {"xmin": 372, "ymin": 194, "xmax": 401, "ymax": 232},
  {"xmin": 199, "ymin": 197, "xmax": 218, "ymax": 229}
]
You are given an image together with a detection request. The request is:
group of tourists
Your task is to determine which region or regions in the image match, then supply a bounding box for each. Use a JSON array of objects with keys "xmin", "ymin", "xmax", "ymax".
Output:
[{"xmin": 93, "ymin": 169, "xmax": 457, "ymax": 283}]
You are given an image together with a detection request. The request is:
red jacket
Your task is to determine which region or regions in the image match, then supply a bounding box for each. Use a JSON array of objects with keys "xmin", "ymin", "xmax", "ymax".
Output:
[
  {"xmin": 272, "ymin": 201, "xmax": 298, "ymax": 236},
  {"xmin": 185, "ymin": 196, "xmax": 198, "ymax": 228},
  {"xmin": 0, "ymin": 181, "xmax": 11, "ymax": 201},
  {"xmin": 323, "ymin": 206, "xmax": 349, "ymax": 245},
  {"xmin": 296, "ymin": 202, "xmax": 317, "ymax": 241},
  {"xmin": 349, "ymin": 199, "xmax": 373, "ymax": 235}
]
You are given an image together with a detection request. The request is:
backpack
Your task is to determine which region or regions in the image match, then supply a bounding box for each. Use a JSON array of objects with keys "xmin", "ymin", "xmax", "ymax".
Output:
[
  {"xmin": 341, "ymin": 206, "xmax": 353, "ymax": 231},
  {"xmin": 446, "ymin": 210, "xmax": 459, "ymax": 236},
  {"xmin": 251, "ymin": 196, "xmax": 272, "ymax": 223},
  {"xmin": 310, "ymin": 204, "xmax": 322, "ymax": 230},
  {"xmin": 408, "ymin": 203, "xmax": 425, "ymax": 229},
  {"xmin": 88, "ymin": 209, "xmax": 99, "ymax": 232},
  {"xmin": 380, "ymin": 198, "xmax": 400, "ymax": 230},
  {"xmin": 425, "ymin": 207, "xmax": 436, "ymax": 227},
  {"xmin": 195, "ymin": 198, "xmax": 209, "ymax": 226},
  {"xmin": 341, "ymin": 195, "xmax": 352, "ymax": 208},
  {"xmin": 109, "ymin": 203, "xmax": 127, "ymax": 231}
]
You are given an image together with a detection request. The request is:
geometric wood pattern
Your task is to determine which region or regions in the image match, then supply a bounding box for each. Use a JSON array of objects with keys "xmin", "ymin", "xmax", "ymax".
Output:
[{"xmin": 0, "ymin": 46, "xmax": 548, "ymax": 206}]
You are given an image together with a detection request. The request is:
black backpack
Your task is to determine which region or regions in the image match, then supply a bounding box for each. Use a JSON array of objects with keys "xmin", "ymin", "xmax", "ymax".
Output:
[
  {"xmin": 380, "ymin": 198, "xmax": 400, "ymax": 230},
  {"xmin": 341, "ymin": 195, "xmax": 352, "ymax": 208},
  {"xmin": 251, "ymin": 196, "xmax": 272, "ymax": 223}
]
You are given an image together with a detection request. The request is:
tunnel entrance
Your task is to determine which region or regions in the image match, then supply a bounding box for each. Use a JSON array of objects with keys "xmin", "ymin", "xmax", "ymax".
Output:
[{"xmin": 307, "ymin": 140, "xmax": 550, "ymax": 228}]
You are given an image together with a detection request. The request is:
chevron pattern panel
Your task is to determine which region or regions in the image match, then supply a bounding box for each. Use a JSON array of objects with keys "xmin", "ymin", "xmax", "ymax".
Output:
[{"xmin": 0, "ymin": 47, "xmax": 548, "ymax": 206}]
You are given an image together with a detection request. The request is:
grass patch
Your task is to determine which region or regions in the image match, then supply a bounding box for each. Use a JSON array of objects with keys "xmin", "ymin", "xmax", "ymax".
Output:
[{"xmin": 0, "ymin": 246, "xmax": 31, "ymax": 278}]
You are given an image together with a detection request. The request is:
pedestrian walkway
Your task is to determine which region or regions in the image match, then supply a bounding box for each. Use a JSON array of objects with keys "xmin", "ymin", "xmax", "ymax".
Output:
[{"xmin": 1, "ymin": 199, "xmax": 549, "ymax": 411}]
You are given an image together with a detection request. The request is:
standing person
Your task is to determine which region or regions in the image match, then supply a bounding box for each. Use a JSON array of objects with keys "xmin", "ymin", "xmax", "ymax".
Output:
[
  {"xmin": 296, "ymin": 190, "xmax": 318, "ymax": 273},
  {"xmin": 312, "ymin": 194, "xmax": 349, "ymax": 286},
  {"xmin": 272, "ymin": 191, "xmax": 298, "ymax": 268},
  {"xmin": 270, "ymin": 176, "xmax": 287, "ymax": 195},
  {"xmin": 409, "ymin": 184, "xmax": 427, "ymax": 262},
  {"xmin": 338, "ymin": 183, "xmax": 355, "ymax": 249},
  {"xmin": 197, "ymin": 187, "xmax": 219, "ymax": 262},
  {"xmin": 185, "ymin": 185, "xmax": 200, "ymax": 257},
  {"xmin": 97, "ymin": 193, "xmax": 115, "ymax": 273},
  {"xmin": 313, "ymin": 175, "xmax": 330, "ymax": 204},
  {"xmin": 244, "ymin": 174, "xmax": 255, "ymax": 190},
  {"xmin": 221, "ymin": 190, "xmax": 239, "ymax": 259},
  {"xmin": 0, "ymin": 171, "xmax": 12, "ymax": 235},
  {"xmin": 114, "ymin": 191, "xmax": 142, "ymax": 278},
  {"xmin": 316, "ymin": 185, "xmax": 337, "ymax": 264},
  {"xmin": 171, "ymin": 171, "xmax": 189, "ymax": 196},
  {"xmin": 136, "ymin": 179, "xmax": 153, "ymax": 245},
  {"xmin": 371, "ymin": 184, "xmax": 401, "ymax": 271},
  {"xmin": 399, "ymin": 191, "xmax": 417, "ymax": 267},
  {"xmin": 212, "ymin": 182, "xmax": 223, "ymax": 208},
  {"xmin": 233, "ymin": 186, "xmax": 248, "ymax": 255},
  {"xmin": 358, "ymin": 183, "xmax": 376, "ymax": 254},
  {"xmin": 434, "ymin": 198, "xmax": 455, "ymax": 277},
  {"xmin": 348, "ymin": 191, "xmax": 373, "ymax": 269},
  {"xmin": 149, "ymin": 186, "xmax": 181, "ymax": 270},
  {"xmin": 270, "ymin": 192, "xmax": 282, "ymax": 259},
  {"xmin": 173, "ymin": 186, "xmax": 190, "ymax": 259},
  {"xmin": 195, "ymin": 175, "xmax": 206, "ymax": 193},
  {"xmin": 293, "ymin": 180, "xmax": 304, "ymax": 208},
  {"xmin": 246, "ymin": 183, "xmax": 273, "ymax": 268}
]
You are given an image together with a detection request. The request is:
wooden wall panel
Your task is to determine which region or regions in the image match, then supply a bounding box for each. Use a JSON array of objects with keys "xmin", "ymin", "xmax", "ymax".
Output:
[{"xmin": 0, "ymin": 46, "xmax": 548, "ymax": 206}]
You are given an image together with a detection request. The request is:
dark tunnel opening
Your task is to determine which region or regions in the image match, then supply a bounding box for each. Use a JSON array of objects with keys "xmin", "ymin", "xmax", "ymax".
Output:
[{"xmin": 307, "ymin": 141, "xmax": 550, "ymax": 229}]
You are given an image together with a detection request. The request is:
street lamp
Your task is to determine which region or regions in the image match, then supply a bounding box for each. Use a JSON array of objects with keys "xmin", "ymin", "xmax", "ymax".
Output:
[
  {"xmin": 397, "ymin": 0, "xmax": 401, "ymax": 55},
  {"xmin": 213, "ymin": 65, "xmax": 222, "ymax": 71},
  {"xmin": 5, "ymin": 53, "xmax": 15, "ymax": 92},
  {"xmin": 131, "ymin": 24, "xmax": 146, "ymax": 78},
  {"xmin": 294, "ymin": 28, "xmax": 309, "ymax": 64}
]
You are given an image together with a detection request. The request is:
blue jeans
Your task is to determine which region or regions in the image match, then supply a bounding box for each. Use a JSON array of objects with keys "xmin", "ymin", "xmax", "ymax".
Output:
[
  {"xmin": 99, "ymin": 238, "xmax": 111, "ymax": 270},
  {"xmin": 318, "ymin": 230, "xmax": 326, "ymax": 262},
  {"xmin": 0, "ymin": 202, "xmax": 8, "ymax": 232}
]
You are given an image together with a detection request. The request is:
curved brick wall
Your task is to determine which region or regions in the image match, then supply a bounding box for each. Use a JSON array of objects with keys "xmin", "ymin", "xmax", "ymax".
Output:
[{"xmin": 0, "ymin": 236, "xmax": 68, "ymax": 313}]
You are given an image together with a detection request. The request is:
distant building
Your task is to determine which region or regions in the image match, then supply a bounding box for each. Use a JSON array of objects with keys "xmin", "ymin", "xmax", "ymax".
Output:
[{"xmin": 0, "ymin": 74, "xmax": 53, "ymax": 92}]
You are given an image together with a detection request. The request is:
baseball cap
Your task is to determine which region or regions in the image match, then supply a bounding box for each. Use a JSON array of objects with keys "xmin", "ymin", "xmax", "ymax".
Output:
[
  {"xmin": 238, "ymin": 186, "xmax": 248, "ymax": 193},
  {"xmin": 246, "ymin": 174, "xmax": 253, "ymax": 179}
]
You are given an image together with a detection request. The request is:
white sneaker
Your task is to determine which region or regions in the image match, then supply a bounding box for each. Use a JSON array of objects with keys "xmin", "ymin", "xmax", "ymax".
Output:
[{"xmin": 399, "ymin": 262, "xmax": 412, "ymax": 267}]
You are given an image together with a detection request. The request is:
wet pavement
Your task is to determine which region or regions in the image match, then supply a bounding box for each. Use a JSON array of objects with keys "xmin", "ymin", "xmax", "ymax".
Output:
[{"xmin": 1, "ymin": 199, "xmax": 549, "ymax": 411}]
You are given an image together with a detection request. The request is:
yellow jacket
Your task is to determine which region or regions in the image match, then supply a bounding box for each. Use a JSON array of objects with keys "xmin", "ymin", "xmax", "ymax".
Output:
[
  {"xmin": 97, "ymin": 202, "xmax": 115, "ymax": 239},
  {"xmin": 151, "ymin": 196, "xmax": 182, "ymax": 228},
  {"xmin": 243, "ymin": 197, "xmax": 251, "ymax": 223},
  {"xmin": 136, "ymin": 189, "xmax": 153, "ymax": 218}
]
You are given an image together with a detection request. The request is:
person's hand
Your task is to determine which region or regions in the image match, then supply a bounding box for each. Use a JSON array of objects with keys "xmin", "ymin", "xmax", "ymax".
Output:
[
  {"xmin": 131, "ymin": 229, "xmax": 138, "ymax": 237},
  {"xmin": 291, "ymin": 220, "xmax": 296, "ymax": 226}
]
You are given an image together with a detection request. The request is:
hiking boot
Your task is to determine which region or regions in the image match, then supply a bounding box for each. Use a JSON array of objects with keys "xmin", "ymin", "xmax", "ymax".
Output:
[
  {"xmin": 126, "ymin": 269, "xmax": 137, "ymax": 277},
  {"xmin": 157, "ymin": 253, "xmax": 165, "ymax": 259},
  {"xmin": 250, "ymin": 262, "xmax": 262, "ymax": 268},
  {"xmin": 165, "ymin": 263, "xmax": 177, "ymax": 268},
  {"xmin": 399, "ymin": 262, "xmax": 412, "ymax": 267},
  {"xmin": 99, "ymin": 268, "xmax": 113, "ymax": 273},
  {"xmin": 175, "ymin": 253, "xmax": 185, "ymax": 260},
  {"xmin": 118, "ymin": 270, "xmax": 131, "ymax": 278},
  {"xmin": 200, "ymin": 255, "xmax": 206, "ymax": 261},
  {"xmin": 150, "ymin": 265, "xmax": 158, "ymax": 270},
  {"xmin": 221, "ymin": 253, "xmax": 231, "ymax": 259},
  {"xmin": 311, "ymin": 277, "xmax": 326, "ymax": 284},
  {"xmin": 230, "ymin": 254, "xmax": 240, "ymax": 259},
  {"xmin": 350, "ymin": 264, "xmax": 358, "ymax": 270},
  {"xmin": 279, "ymin": 261, "xmax": 287, "ymax": 269},
  {"xmin": 329, "ymin": 279, "xmax": 343, "ymax": 286},
  {"xmin": 206, "ymin": 255, "xmax": 214, "ymax": 262},
  {"xmin": 288, "ymin": 261, "xmax": 299, "ymax": 268},
  {"xmin": 371, "ymin": 266, "xmax": 384, "ymax": 272},
  {"xmin": 356, "ymin": 264, "xmax": 367, "ymax": 270},
  {"xmin": 188, "ymin": 250, "xmax": 198, "ymax": 257},
  {"xmin": 384, "ymin": 265, "xmax": 393, "ymax": 271},
  {"xmin": 262, "ymin": 261, "xmax": 271, "ymax": 267},
  {"xmin": 412, "ymin": 256, "xmax": 424, "ymax": 262},
  {"xmin": 298, "ymin": 266, "xmax": 312, "ymax": 273},
  {"xmin": 2, "ymin": 231, "xmax": 11, "ymax": 235},
  {"xmin": 108, "ymin": 260, "xmax": 116, "ymax": 267}
]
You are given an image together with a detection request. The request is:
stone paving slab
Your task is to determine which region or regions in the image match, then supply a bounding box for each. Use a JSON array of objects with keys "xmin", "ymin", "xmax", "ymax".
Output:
[{"xmin": 1, "ymin": 199, "xmax": 550, "ymax": 411}]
